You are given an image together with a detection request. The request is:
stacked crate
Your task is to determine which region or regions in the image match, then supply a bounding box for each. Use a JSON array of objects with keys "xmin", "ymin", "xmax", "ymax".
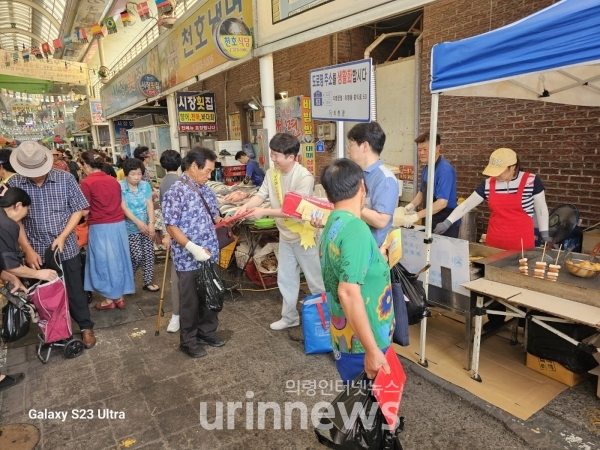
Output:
[{"xmin": 223, "ymin": 165, "xmax": 246, "ymax": 185}]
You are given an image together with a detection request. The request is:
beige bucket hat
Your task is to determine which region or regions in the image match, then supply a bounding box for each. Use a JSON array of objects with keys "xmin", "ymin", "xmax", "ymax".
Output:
[{"xmin": 10, "ymin": 141, "xmax": 54, "ymax": 177}]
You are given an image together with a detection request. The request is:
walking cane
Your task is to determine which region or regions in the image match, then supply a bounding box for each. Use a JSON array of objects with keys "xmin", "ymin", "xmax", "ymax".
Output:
[{"xmin": 155, "ymin": 247, "xmax": 170, "ymax": 336}]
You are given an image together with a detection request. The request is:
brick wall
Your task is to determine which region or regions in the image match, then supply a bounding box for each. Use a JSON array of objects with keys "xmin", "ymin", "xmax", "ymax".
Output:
[
  {"xmin": 190, "ymin": 36, "xmax": 337, "ymax": 179},
  {"xmin": 188, "ymin": 27, "xmax": 400, "ymax": 182},
  {"xmin": 421, "ymin": 0, "xmax": 600, "ymax": 232}
]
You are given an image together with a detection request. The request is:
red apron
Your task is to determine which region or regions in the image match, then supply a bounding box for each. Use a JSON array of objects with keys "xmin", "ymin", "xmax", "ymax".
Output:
[{"xmin": 486, "ymin": 172, "xmax": 535, "ymax": 251}]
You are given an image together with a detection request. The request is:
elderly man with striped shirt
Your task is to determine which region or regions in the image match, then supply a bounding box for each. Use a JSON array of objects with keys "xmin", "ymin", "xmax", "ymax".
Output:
[{"xmin": 7, "ymin": 141, "xmax": 96, "ymax": 349}]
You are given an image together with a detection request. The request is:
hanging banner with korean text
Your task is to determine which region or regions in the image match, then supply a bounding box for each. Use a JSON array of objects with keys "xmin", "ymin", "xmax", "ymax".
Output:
[
  {"xmin": 0, "ymin": 49, "xmax": 87, "ymax": 85},
  {"xmin": 176, "ymin": 92, "xmax": 217, "ymax": 132},
  {"xmin": 310, "ymin": 58, "xmax": 372, "ymax": 122},
  {"xmin": 275, "ymin": 95, "xmax": 313, "ymax": 143}
]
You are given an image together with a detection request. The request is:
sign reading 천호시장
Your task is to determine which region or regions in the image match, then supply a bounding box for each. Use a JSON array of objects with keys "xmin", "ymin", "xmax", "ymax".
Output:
[
  {"xmin": 176, "ymin": 92, "xmax": 217, "ymax": 132},
  {"xmin": 310, "ymin": 58, "xmax": 372, "ymax": 122}
]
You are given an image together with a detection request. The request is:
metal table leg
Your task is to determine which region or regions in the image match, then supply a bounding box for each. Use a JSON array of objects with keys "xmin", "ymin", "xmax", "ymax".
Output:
[
  {"xmin": 471, "ymin": 292, "xmax": 484, "ymax": 382},
  {"xmin": 419, "ymin": 317, "xmax": 428, "ymax": 368},
  {"xmin": 464, "ymin": 311, "xmax": 473, "ymax": 371}
]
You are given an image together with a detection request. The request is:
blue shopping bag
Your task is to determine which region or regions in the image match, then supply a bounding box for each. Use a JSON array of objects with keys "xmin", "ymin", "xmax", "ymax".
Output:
[{"xmin": 302, "ymin": 293, "xmax": 332, "ymax": 354}]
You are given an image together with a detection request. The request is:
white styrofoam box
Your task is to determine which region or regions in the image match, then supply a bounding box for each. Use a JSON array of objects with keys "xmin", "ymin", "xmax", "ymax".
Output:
[
  {"xmin": 215, "ymin": 140, "xmax": 242, "ymax": 155},
  {"xmin": 219, "ymin": 156, "xmax": 243, "ymax": 166}
]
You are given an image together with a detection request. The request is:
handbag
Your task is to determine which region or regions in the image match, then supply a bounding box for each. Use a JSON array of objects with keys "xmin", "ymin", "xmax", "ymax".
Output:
[
  {"xmin": 1, "ymin": 289, "xmax": 31, "ymax": 343},
  {"xmin": 390, "ymin": 282, "xmax": 410, "ymax": 346},
  {"xmin": 314, "ymin": 372, "xmax": 405, "ymax": 450},
  {"xmin": 181, "ymin": 178, "xmax": 236, "ymax": 249},
  {"xmin": 75, "ymin": 221, "xmax": 88, "ymax": 247},
  {"xmin": 195, "ymin": 261, "xmax": 225, "ymax": 312},
  {"xmin": 302, "ymin": 293, "xmax": 332, "ymax": 354},
  {"xmin": 391, "ymin": 263, "xmax": 430, "ymax": 326}
]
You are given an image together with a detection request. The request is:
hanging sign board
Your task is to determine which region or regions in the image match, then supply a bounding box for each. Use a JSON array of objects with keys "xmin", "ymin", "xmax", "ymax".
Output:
[
  {"xmin": 310, "ymin": 58, "xmax": 372, "ymax": 122},
  {"xmin": 176, "ymin": 92, "xmax": 217, "ymax": 132},
  {"xmin": 90, "ymin": 101, "xmax": 107, "ymax": 125}
]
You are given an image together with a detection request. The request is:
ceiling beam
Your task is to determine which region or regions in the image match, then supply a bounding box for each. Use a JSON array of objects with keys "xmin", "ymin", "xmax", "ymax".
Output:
[
  {"xmin": 6, "ymin": 0, "xmax": 61, "ymax": 31},
  {"xmin": 0, "ymin": 28, "xmax": 46, "ymax": 46}
]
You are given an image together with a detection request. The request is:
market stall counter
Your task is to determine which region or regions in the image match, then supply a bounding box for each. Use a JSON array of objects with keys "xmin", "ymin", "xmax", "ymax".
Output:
[
  {"xmin": 462, "ymin": 278, "xmax": 600, "ymax": 383},
  {"xmin": 399, "ymin": 228, "xmax": 505, "ymax": 370}
]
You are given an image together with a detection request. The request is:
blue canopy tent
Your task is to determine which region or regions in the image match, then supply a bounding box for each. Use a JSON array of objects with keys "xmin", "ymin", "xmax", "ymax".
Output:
[{"xmin": 417, "ymin": 0, "xmax": 600, "ymax": 367}]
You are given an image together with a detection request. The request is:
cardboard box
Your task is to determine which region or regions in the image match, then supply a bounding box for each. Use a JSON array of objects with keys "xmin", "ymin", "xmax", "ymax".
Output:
[
  {"xmin": 526, "ymin": 353, "xmax": 586, "ymax": 387},
  {"xmin": 582, "ymin": 230, "xmax": 600, "ymax": 254},
  {"xmin": 589, "ymin": 350, "xmax": 600, "ymax": 399},
  {"xmin": 588, "ymin": 366, "xmax": 600, "ymax": 399}
]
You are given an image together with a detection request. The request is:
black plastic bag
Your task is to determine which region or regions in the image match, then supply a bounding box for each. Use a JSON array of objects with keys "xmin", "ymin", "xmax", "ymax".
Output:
[
  {"xmin": 526, "ymin": 317, "xmax": 598, "ymax": 374},
  {"xmin": 391, "ymin": 263, "xmax": 429, "ymax": 325},
  {"xmin": 315, "ymin": 373, "xmax": 404, "ymax": 450},
  {"xmin": 391, "ymin": 282, "xmax": 409, "ymax": 346},
  {"xmin": 1, "ymin": 301, "xmax": 31, "ymax": 343},
  {"xmin": 195, "ymin": 262, "xmax": 225, "ymax": 312}
]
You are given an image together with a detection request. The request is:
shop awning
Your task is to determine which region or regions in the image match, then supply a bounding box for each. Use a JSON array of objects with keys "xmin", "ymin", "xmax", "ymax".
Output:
[{"xmin": 430, "ymin": 0, "xmax": 600, "ymax": 107}]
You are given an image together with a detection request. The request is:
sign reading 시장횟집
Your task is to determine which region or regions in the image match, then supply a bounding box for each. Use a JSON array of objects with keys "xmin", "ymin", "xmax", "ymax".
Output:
[
  {"xmin": 310, "ymin": 59, "xmax": 372, "ymax": 122},
  {"xmin": 176, "ymin": 92, "xmax": 217, "ymax": 132}
]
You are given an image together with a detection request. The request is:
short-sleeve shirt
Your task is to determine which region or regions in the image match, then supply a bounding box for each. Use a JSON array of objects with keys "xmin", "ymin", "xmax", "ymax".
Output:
[
  {"xmin": 255, "ymin": 163, "xmax": 314, "ymax": 243},
  {"xmin": 159, "ymin": 173, "xmax": 179, "ymax": 205},
  {"xmin": 246, "ymin": 160, "xmax": 265, "ymax": 186},
  {"xmin": 475, "ymin": 171, "xmax": 545, "ymax": 218},
  {"xmin": 120, "ymin": 180, "xmax": 152, "ymax": 234},
  {"xmin": 7, "ymin": 169, "xmax": 89, "ymax": 263},
  {"xmin": 419, "ymin": 157, "xmax": 459, "ymax": 209},
  {"xmin": 0, "ymin": 207, "xmax": 21, "ymax": 271},
  {"xmin": 80, "ymin": 171, "xmax": 124, "ymax": 225},
  {"xmin": 162, "ymin": 173, "xmax": 219, "ymax": 271},
  {"xmin": 320, "ymin": 210, "xmax": 395, "ymax": 354},
  {"xmin": 364, "ymin": 160, "xmax": 399, "ymax": 246}
]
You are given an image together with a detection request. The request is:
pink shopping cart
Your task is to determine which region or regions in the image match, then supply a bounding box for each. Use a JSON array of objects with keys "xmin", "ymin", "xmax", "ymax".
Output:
[{"xmin": 28, "ymin": 249, "xmax": 85, "ymax": 363}]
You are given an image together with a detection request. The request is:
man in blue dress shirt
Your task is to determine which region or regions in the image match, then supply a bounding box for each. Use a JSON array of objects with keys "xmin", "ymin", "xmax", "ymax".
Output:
[{"xmin": 346, "ymin": 122, "xmax": 399, "ymax": 246}]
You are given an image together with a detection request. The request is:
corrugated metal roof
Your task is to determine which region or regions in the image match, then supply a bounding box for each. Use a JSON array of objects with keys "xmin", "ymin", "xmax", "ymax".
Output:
[{"xmin": 0, "ymin": 0, "xmax": 65, "ymax": 52}]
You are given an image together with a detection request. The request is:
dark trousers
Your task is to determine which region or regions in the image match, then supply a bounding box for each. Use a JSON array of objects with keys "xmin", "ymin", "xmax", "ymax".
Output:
[
  {"xmin": 177, "ymin": 269, "xmax": 219, "ymax": 347},
  {"xmin": 62, "ymin": 255, "xmax": 94, "ymax": 330}
]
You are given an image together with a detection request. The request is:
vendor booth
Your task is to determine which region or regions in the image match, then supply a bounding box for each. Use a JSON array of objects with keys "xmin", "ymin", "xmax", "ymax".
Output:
[{"xmin": 417, "ymin": 0, "xmax": 600, "ymax": 380}]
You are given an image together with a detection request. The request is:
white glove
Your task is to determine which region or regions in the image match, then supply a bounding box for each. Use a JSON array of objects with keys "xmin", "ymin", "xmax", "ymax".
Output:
[
  {"xmin": 185, "ymin": 242, "xmax": 211, "ymax": 262},
  {"xmin": 403, "ymin": 213, "xmax": 420, "ymax": 228},
  {"xmin": 405, "ymin": 203, "xmax": 416, "ymax": 214}
]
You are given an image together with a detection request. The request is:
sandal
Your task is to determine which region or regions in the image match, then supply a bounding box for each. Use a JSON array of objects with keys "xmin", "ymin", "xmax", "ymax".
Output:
[
  {"xmin": 0, "ymin": 373, "xmax": 25, "ymax": 392},
  {"xmin": 95, "ymin": 300, "xmax": 116, "ymax": 310},
  {"xmin": 142, "ymin": 284, "xmax": 160, "ymax": 292}
]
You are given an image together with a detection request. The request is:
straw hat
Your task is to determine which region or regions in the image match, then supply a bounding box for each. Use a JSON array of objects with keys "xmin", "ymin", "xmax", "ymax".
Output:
[{"xmin": 10, "ymin": 141, "xmax": 54, "ymax": 177}]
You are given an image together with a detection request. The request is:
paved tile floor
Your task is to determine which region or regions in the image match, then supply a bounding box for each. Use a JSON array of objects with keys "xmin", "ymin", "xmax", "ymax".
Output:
[{"xmin": 0, "ymin": 263, "xmax": 598, "ymax": 449}]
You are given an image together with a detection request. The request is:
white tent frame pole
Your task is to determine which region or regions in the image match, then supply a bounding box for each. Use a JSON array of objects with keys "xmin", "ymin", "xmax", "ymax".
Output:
[{"xmin": 419, "ymin": 92, "xmax": 440, "ymax": 367}]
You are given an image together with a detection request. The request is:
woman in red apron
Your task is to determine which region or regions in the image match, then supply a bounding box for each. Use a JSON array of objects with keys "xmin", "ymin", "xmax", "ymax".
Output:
[{"xmin": 433, "ymin": 148, "xmax": 550, "ymax": 329}]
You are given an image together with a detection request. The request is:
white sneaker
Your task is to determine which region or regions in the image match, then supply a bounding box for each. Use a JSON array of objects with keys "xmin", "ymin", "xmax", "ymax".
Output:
[
  {"xmin": 167, "ymin": 315, "xmax": 180, "ymax": 333},
  {"xmin": 270, "ymin": 318, "xmax": 300, "ymax": 330}
]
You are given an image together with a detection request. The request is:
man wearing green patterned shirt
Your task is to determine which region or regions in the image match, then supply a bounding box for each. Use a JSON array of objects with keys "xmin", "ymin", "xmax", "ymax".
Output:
[{"xmin": 319, "ymin": 158, "xmax": 394, "ymax": 382}]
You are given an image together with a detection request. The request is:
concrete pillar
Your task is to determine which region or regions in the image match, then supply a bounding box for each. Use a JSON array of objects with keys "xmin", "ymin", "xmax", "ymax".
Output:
[
  {"xmin": 91, "ymin": 125, "xmax": 99, "ymax": 149},
  {"xmin": 259, "ymin": 54, "xmax": 276, "ymax": 169},
  {"xmin": 166, "ymin": 93, "xmax": 180, "ymax": 152},
  {"xmin": 98, "ymin": 39, "xmax": 106, "ymax": 67},
  {"xmin": 108, "ymin": 118, "xmax": 117, "ymax": 153}
]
